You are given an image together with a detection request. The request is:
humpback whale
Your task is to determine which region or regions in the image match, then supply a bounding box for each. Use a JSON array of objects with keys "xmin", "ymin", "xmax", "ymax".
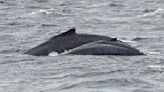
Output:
[
  {"xmin": 25, "ymin": 28, "xmax": 144, "ymax": 56},
  {"xmin": 66, "ymin": 40, "xmax": 144, "ymax": 55}
]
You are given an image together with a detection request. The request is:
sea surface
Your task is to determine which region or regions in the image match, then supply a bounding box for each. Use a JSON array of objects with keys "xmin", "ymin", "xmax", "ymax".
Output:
[{"xmin": 0, "ymin": 0, "xmax": 164, "ymax": 92}]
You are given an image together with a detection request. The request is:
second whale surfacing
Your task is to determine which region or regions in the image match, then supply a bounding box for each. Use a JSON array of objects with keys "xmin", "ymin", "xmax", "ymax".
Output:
[
  {"xmin": 66, "ymin": 40, "xmax": 144, "ymax": 55},
  {"xmin": 25, "ymin": 28, "xmax": 144, "ymax": 56}
]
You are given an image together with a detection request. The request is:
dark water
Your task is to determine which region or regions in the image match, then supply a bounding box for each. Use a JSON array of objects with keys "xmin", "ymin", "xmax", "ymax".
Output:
[{"xmin": 0, "ymin": 0, "xmax": 164, "ymax": 92}]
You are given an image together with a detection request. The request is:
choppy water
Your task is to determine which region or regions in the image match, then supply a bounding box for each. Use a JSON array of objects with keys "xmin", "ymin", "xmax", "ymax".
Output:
[{"xmin": 0, "ymin": 0, "xmax": 164, "ymax": 92}]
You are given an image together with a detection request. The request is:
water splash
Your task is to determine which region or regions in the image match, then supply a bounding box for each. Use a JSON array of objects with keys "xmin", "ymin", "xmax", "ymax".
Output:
[
  {"xmin": 48, "ymin": 50, "xmax": 69, "ymax": 56},
  {"xmin": 121, "ymin": 39, "xmax": 137, "ymax": 43},
  {"xmin": 48, "ymin": 51, "xmax": 59, "ymax": 56}
]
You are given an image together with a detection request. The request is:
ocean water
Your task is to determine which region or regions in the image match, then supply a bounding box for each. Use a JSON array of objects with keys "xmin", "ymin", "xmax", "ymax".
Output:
[{"xmin": 0, "ymin": 0, "xmax": 164, "ymax": 92}]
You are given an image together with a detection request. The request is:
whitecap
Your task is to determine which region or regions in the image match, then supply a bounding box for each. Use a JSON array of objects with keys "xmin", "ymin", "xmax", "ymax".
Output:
[
  {"xmin": 28, "ymin": 9, "xmax": 53, "ymax": 16},
  {"xmin": 146, "ymin": 65, "xmax": 164, "ymax": 70},
  {"xmin": 147, "ymin": 51, "xmax": 161, "ymax": 55}
]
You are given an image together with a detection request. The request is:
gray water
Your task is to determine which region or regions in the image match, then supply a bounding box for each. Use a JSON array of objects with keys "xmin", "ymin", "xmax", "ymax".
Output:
[{"xmin": 0, "ymin": 0, "xmax": 164, "ymax": 92}]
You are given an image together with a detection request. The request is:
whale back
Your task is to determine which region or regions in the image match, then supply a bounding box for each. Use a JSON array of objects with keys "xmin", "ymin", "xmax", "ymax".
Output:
[
  {"xmin": 25, "ymin": 28, "xmax": 113, "ymax": 56},
  {"xmin": 66, "ymin": 40, "xmax": 144, "ymax": 55}
]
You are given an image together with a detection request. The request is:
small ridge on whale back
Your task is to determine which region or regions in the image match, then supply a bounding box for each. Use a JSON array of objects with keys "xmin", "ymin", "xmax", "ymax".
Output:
[
  {"xmin": 59, "ymin": 28, "xmax": 76, "ymax": 36},
  {"xmin": 111, "ymin": 37, "xmax": 117, "ymax": 41}
]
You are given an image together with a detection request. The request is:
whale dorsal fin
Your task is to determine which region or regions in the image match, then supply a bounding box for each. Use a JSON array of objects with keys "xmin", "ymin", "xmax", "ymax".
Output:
[
  {"xmin": 60, "ymin": 28, "xmax": 76, "ymax": 36},
  {"xmin": 111, "ymin": 37, "xmax": 117, "ymax": 41}
]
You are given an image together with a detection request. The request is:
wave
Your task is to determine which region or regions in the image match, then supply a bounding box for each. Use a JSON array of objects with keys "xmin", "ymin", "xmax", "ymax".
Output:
[
  {"xmin": 132, "ymin": 37, "xmax": 151, "ymax": 41},
  {"xmin": 41, "ymin": 24, "xmax": 58, "ymax": 27},
  {"xmin": 19, "ymin": 8, "xmax": 73, "ymax": 18},
  {"xmin": 18, "ymin": 9, "xmax": 57, "ymax": 18},
  {"xmin": 137, "ymin": 8, "xmax": 163, "ymax": 17},
  {"xmin": 58, "ymin": 77, "xmax": 153, "ymax": 90},
  {"xmin": 35, "ymin": 0, "xmax": 49, "ymax": 3},
  {"xmin": 86, "ymin": 3, "xmax": 109, "ymax": 8},
  {"xmin": 86, "ymin": 3, "xmax": 124, "ymax": 8}
]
